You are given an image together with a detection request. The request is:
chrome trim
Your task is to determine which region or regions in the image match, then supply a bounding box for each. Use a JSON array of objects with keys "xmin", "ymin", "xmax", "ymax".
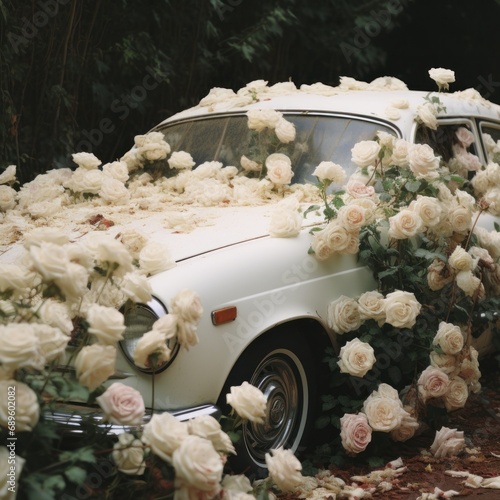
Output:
[{"xmin": 44, "ymin": 403, "xmax": 221, "ymax": 436}]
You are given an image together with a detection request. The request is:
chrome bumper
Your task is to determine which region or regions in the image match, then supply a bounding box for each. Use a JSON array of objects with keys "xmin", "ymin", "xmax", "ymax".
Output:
[{"xmin": 44, "ymin": 403, "xmax": 221, "ymax": 436}]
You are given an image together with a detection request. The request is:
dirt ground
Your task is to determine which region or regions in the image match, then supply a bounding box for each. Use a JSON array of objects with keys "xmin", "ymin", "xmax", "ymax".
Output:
[{"xmin": 279, "ymin": 358, "xmax": 500, "ymax": 499}]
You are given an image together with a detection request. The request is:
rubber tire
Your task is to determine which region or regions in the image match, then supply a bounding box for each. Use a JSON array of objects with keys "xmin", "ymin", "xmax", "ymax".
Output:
[{"xmin": 218, "ymin": 331, "xmax": 317, "ymax": 478}]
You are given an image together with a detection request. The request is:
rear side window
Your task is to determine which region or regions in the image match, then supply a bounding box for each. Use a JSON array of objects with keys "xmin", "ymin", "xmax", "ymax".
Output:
[
  {"xmin": 415, "ymin": 121, "xmax": 482, "ymax": 178},
  {"xmin": 479, "ymin": 122, "xmax": 500, "ymax": 163}
]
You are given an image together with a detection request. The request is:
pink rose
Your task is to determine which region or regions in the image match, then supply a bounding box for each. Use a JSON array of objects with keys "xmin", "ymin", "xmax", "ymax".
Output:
[
  {"xmin": 417, "ymin": 366, "xmax": 450, "ymax": 401},
  {"xmin": 96, "ymin": 382, "xmax": 145, "ymax": 426},
  {"xmin": 340, "ymin": 413, "xmax": 372, "ymax": 455}
]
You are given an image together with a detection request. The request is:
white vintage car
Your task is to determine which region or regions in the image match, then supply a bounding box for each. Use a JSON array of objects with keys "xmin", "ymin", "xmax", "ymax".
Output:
[{"xmin": 13, "ymin": 77, "xmax": 500, "ymax": 475}]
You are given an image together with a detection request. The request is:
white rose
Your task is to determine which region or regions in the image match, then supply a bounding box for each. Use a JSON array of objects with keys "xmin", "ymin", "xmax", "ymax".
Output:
[
  {"xmin": 410, "ymin": 196, "xmax": 443, "ymax": 227},
  {"xmin": 139, "ymin": 241, "xmax": 176, "ymax": 276},
  {"xmin": 384, "ymin": 290, "xmax": 421, "ymax": 328},
  {"xmin": 170, "ymin": 289, "xmax": 203, "ymax": 325},
  {"xmin": 0, "ymin": 323, "xmax": 43, "ymax": 370},
  {"xmin": 433, "ymin": 322, "xmax": 464, "ymax": 355},
  {"xmin": 390, "ymin": 409, "xmax": 420, "ymax": 442},
  {"xmin": 390, "ymin": 138, "xmax": 410, "ymax": 167},
  {"xmin": 459, "ymin": 347, "xmax": 481, "ymax": 385},
  {"xmin": 38, "ymin": 299, "xmax": 74, "ymax": 336},
  {"xmin": 99, "ymin": 178, "xmax": 130, "ymax": 205},
  {"xmin": 269, "ymin": 204, "xmax": 303, "ymax": 238},
  {"xmin": 265, "ymin": 447, "xmax": 303, "ymax": 492},
  {"xmin": 265, "ymin": 153, "xmax": 293, "ymax": 185},
  {"xmin": 72, "ymin": 152, "xmax": 101, "ymax": 170},
  {"xmin": 389, "ymin": 208, "xmax": 425, "ymax": 240},
  {"xmin": 188, "ymin": 414, "xmax": 235, "ymax": 455},
  {"xmin": 33, "ymin": 324, "xmax": 69, "ymax": 363},
  {"xmin": 322, "ymin": 221, "xmax": 351, "ymax": 254},
  {"xmin": 102, "ymin": 160, "xmax": 129, "ymax": 182},
  {"xmin": 275, "ymin": 117, "xmax": 296, "ymax": 143},
  {"xmin": 430, "ymin": 352, "xmax": 459, "ymax": 375},
  {"xmin": 152, "ymin": 314, "xmax": 178, "ymax": 339},
  {"xmin": 246, "ymin": 109, "xmax": 282, "ymax": 131},
  {"xmin": 0, "ymin": 263, "xmax": 32, "ymax": 295},
  {"xmin": 0, "ymin": 186, "xmax": 16, "ymax": 211},
  {"xmin": 357, "ymin": 290, "xmax": 386, "ymax": 324},
  {"xmin": 138, "ymin": 142, "xmax": 170, "ymax": 162},
  {"xmin": 312, "ymin": 161, "xmax": 346, "ymax": 184},
  {"xmin": 240, "ymin": 155, "xmax": 262, "ymax": 172},
  {"xmin": 87, "ymin": 304, "xmax": 125, "ymax": 345},
  {"xmin": 142, "ymin": 412, "xmax": 189, "ymax": 464},
  {"xmin": 112, "ymin": 433, "xmax": 146, "ymax": 475},
  {"xmin": 133, "ymin": 330, "xmax": 171, "ymax": 369},
  {"xmin": 119, "ymin": 229, "xmax": 148, "ymax": 259},
  {"xmin": 54, "ymin": 262, "xmax": 89, "ymax": 302},
  {"xmin": 226, "ymin": 381, "xmax": 267, "ymax": 423},
  {"xmin": 484, "ymin": 188, "xmax": 500, "ymax": 216},
  {"xmin": 408, "ymin": 143, "xmax": 440, "ymax": 178},
  {"xmin": 221, "ymin": 474, "xmax": 253, "ymax": 498},
  {"xmin": 336, "ymin": 204, "xmax": 366, "ymax": 232},
  {"xmin": 0, "ymin": 380, "xmax": 39, "ymax": 432},
  {"xmin": 427, "ymin": 258, "xmax": 453, "ymax": 291},
  {"xmin": 448, "ymin": 246, "xmax": 473, "ymax": 272},
  {"xmin": 96, "ymin": 382, "xmax": 145, "ymax": 425},
  {"xmin": 416, "ymin": 102, "xmax": 438, "ymax": 130},
  {"xmin": 443, "ymin": 376, "xmax": 468, "ymax": 411},
  {"xmin": 120, "ymin": 272, "xmax": 153, "ymax": 303},
  {"xmin": 362, "ymin": 394, "xmax": 402, "ymax": 432},
  {"xmin": 75, "ymin": 344, "xmax": 116, "ymax": 391},
  {"xmin": 310, "ymin": 230, "xmax": 333, "ymax": 260},
  {"xmin": 428, "ymin": 67, "xmax": 455, "ymax": 90},
  {"xmin": 75, "ymin": 168, "xmax": 104, "ymax": 194},
  {"xmin": 456, "ymin": 270, "xmax": 481, "ymax": 297},
  {"xmin": 345, "ymin": 179, "xmax": 376, "ymax": 200},
  {"xmin": 430, "ymin": 427, "xmax": 464, "ymax": 458},
  {"xmin": 327, "ymin": 295, "xmax": 362, "ymax": 334},
  {"xmin": 168, "ymin": 151, "xmax": 195, "ymax": 170},
  {"xmin": 29, "ymin": 242, "xmax": 69, "ymax": 280},
  {"xmin": 339, "ymin": 413, "xmax": 372, "ymax": 455},
  {"xmin": 417, "ymin": 366, "xmax": 450, "ymax": 401},
  {"xmin": 337, "ymin": 338, "xmax": 376, "ymax": 378},
  {"xmin": 87, "ymin": 236, "xmax": 133, "ymax": 276},
  {"xmin": 173, "ymin": 435, "xmax": 223, "ymax": 496},
  {"xmin": 446, "ymin": 204, "xmax": 472, "ymax": 234},
  {"xmin": 0, "ymin": 164, "xmax": 16, "ymax": 184},
  {"xmin": 472, "ymin": 170, "xmax": 490, "ymax": 195},
  {"xmin": 351, "ymin": 141, "xmax": 381, "ymax": 167}
]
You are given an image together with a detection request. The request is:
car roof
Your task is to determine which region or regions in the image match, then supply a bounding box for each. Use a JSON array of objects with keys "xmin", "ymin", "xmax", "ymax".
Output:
[{"xmin": 157, "ymin": 77, "xmax": 500, "ymax": 134}]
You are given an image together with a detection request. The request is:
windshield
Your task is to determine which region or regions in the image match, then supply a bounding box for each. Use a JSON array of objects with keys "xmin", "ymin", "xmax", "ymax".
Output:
[{"xmin": 156, "ymin": 114, "xmax": 398, "ymax": 187}]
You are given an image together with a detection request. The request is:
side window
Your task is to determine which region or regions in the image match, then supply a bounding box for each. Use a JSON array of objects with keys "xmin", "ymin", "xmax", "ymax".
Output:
[
  {"xmin": 415, "ymin": 122, "xmax": 482, "ymax": 179},
  {"xmin": 479, "ymin": 122, "xmax": 500, "ymax": 163}
]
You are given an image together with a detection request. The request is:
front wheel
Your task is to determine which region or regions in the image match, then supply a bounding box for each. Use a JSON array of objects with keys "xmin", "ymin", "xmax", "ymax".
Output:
[{"xmin": 218, "ymin": 332, "xmax": 317, "ymax": 477}]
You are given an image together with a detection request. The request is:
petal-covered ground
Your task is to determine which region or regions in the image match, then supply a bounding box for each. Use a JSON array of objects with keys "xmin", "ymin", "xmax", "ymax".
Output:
[{"xmin": 277, "ymin": 358, "xmax": 500, "ymax": 499}]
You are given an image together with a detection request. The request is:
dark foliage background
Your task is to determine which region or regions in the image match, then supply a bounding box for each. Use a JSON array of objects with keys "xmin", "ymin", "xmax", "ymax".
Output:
[{"xmin": 1, "ymin": 0, "xmax": 500, "ymax": 183}]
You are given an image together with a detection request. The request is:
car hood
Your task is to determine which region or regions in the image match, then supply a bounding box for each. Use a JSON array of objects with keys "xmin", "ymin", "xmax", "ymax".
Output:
[{"xmin": 106, "ymin": 204, "xmax": 316, "ymax": 262}]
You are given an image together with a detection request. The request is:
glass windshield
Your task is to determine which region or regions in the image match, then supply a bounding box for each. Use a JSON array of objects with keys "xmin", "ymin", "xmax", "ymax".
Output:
[{"xmin": 156, "ymin": 114, "xmax": 397, "ymax": 187}]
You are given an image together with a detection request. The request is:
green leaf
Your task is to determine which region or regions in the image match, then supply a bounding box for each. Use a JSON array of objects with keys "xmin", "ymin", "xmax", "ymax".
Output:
[
  {"xmin": 64, "ymin": 466, "xmax": 88, "ymax": 485},
  {"xmin": 59, "ymin": 446, "xmax": 96, "ymax": 465},
  {"xmin": 303, "ymin": 204, "xmax": 321, "ymax": 218},
  {"xmin": 405, "ymin": 180, "xmax": 421, "ymax": 192},
  {"xmin": 315, "ymin": 414, "xmax": 331, "ymax": 429}
]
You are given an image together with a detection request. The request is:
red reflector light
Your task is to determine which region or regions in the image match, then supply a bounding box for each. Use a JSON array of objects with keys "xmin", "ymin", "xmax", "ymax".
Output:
[{"xmin": 211, "ymin": 306, "xmax": 237, "ymax": 325}]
